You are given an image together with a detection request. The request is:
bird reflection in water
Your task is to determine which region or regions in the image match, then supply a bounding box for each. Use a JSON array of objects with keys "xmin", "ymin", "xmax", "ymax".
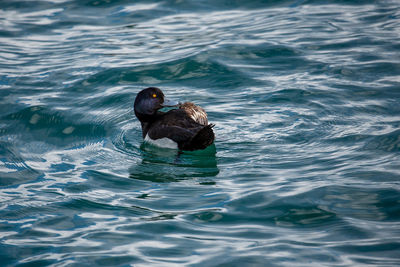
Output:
[{"xmin": 129, "ymin": 143, "xmax": 219, "ymax": 183}]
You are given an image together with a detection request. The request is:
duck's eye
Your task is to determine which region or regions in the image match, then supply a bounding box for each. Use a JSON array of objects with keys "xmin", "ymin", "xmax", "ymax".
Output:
[{"xmin": 152, "ymin": 94, "xmax": 157, "ymax": 98}]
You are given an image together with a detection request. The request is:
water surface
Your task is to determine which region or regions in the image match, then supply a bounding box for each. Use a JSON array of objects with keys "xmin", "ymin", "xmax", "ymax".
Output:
[{"xmin": 1, "ymin": 0, "xmax": 400, "ymax": 266}]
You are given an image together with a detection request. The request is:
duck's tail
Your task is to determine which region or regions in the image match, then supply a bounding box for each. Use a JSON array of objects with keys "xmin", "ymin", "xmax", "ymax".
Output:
[{"xmin": 181, "ymin": 124, "xmax": 215, "ymax": 151}]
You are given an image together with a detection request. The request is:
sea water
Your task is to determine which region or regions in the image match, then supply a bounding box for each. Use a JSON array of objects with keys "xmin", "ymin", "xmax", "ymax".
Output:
[{"xmin": 1, "ymin": 0, "xmax": 400, "ymax": 266}]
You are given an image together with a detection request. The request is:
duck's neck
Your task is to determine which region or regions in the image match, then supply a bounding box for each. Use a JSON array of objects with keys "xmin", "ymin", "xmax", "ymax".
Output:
[
  {"xmin": 140, "ymin": 121, "xmax": 150, "ymax": 138},
  {"xmin": 137, "ymin": 111, "xmax": 164, "ymax": 138}
]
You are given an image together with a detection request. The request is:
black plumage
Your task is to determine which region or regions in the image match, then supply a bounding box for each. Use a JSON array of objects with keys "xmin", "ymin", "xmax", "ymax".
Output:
[{"xmin": 134, "ymin": 87, "xmax": 215, "ymax": 151}]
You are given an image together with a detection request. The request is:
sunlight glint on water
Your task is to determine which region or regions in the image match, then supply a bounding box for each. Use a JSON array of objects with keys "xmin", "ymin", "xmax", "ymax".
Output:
[{"xmin": 1, "ymin": 0, "xmax": 400, "ymax": 266}]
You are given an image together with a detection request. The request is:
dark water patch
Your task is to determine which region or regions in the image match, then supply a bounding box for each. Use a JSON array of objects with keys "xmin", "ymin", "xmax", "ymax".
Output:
[
  {"xmin": 208, "ymin": 43, "xmax": 324, "ymax": 80},
  {"xmin": 325, "ymin": 133, "xmax": 373, "ymax": 146},
  {"xmin": 326, "ymin": 62, "xmax": 400, "ymax": 83},
  {"xmin": 129, "ymin": 145, "xmax": 219, "ymax": 183},
  {"xmin": 1, "ymin": 0, "xmax": 400, "ymax": 266},
  {"xmin": 310, "ymin": 186, "xmax": 400, "ymax": 222},
  {"xmin": 0, "ymin": 0, "xmax": 57, "ymax": 10},
  {"xmin": 345, "ymin": 170, "xmax": 400, "ymax": 183},
  {"xmin": 332, "ymin": 241, "xmax": 400, "ymax": 262},
  {"xmin": 81, "ymin": 68, "xmax": 125, "ymax": 87},
  {"xmin": 0, "ymin": 167, "xmax": 39, "ymax": 187},
  {"xmin": 59, "ymin": 198, "xmax": 146, "ymax": 217},
  {"xmin": 326, "ymin": 129, "xmax": 400, "ymax": 153},
  {"xmin": 210, "ymin": 43, "xmax": 300, "ymax": 63},
  {"xmin": 127, "ymin": 57, "xmax": 257, "ymax": 88},
  {"xmin": 363, "ymin": 129, "xmax": 400, "ymax": 152},
  {"xmin": 0, "ymin": 202, "xmax": 54, "ymax": 221},
  {"xmin": 83, "ymin": 169, "xmax": 145, "ymax": 191},
  {"xmin": 75, "ymin": 54, "xmax": 258, "ymax": 90},
  {"xmin": 63, "ymin": 182, "xmax": 93, "ymax": 194},
  {"xmin": 224, "ymin": 193, "xmax": 338, "ymax": 227},
  {"xmin": 15, "ymin": 257, "xmax": 57, "ymax": 267},
  {"xmin": 159, "ymin": 0, "xmax": 299, "ymax": 11},
  {"xmin": 82, "ymin": 0, "xmax": 145, "ymax": 9},
  {"xmin": 304, "ymin": 0, "xmax": 393, "ymax": 6},
  {"xmin": 0, "ymin": 142, "xmax": 42, "ymax": 186},
  {"xmin": 313, "ymin": 35, "xmax": 392, "ymax": 51},
  {"xmin": 260, "ymin": 88, "xmax": 312, "ymax": 104},
  {"xmin": 2, "ymin": 106, "xmax": 107, "ymax": 146},
  {"xmin": 375, "ymin": 190, "xmax": 400, "ymax": 221},
  {"xmin": 330, "ymin": 83, "xmax": 400, "ymax": 101},
  {"xmin": 358, "ymin": 61, "xmax": 400, "ymax": 79}
]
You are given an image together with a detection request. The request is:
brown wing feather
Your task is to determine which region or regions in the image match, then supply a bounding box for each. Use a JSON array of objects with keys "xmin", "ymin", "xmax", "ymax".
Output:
[{"xmin": 179, "ymin": 102, "xmax": 208, "ymax": 126}]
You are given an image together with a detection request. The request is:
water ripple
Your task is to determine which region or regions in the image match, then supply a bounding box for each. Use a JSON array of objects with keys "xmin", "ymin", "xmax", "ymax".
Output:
[{"xmin": 1, "ymin": 0, "xmax": 400, "ymax": 266}]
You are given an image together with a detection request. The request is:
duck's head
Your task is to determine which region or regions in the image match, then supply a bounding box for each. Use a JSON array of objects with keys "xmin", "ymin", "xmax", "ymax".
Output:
[{"xmin": 134, "ymin": 87, "xmax": 177, "ymax": 121}]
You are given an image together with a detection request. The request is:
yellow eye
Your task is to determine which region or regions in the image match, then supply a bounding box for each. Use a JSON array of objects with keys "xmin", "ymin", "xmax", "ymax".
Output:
[{"xmin": 152, "ymin": 94, "xmax": 157, "ymax": 98}]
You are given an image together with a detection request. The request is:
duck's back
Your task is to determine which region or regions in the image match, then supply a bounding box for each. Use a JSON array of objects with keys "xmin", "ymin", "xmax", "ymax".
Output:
[
  {"xmin": 179, "ymin": 102, "xmax": 208, "ymax": 126},
  {"xmin": 146, "ymin": 105, "xmax": 214, "ymax": 151}
]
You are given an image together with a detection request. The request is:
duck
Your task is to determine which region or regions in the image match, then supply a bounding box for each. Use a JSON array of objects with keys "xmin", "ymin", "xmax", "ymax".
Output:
[{"xmin": 134, "ymin": 87, "xmax": 215, "ymax": 151}]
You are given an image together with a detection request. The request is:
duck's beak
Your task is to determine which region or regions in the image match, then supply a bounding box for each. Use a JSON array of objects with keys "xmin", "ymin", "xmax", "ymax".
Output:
[{"xmin": 162, "ymin": 99, "xmax": 180, "ymax": 107}]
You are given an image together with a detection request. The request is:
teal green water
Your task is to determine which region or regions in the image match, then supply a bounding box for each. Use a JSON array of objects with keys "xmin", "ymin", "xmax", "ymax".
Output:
[{"xmin": 1, "ymin": 0, "xmax": 400, "ymax": 266}]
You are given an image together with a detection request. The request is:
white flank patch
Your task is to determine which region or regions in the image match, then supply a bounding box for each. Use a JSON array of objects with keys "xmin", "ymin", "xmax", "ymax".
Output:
[{"xmin": 144, "ymin": 135, "xmax": 178, "ymax": 149}]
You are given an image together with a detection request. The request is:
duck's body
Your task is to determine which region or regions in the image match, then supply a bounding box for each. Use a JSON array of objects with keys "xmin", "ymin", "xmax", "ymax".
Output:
[{"xmin": 134, "ymin": 87, "xmax": 214, "ymax": 151}]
